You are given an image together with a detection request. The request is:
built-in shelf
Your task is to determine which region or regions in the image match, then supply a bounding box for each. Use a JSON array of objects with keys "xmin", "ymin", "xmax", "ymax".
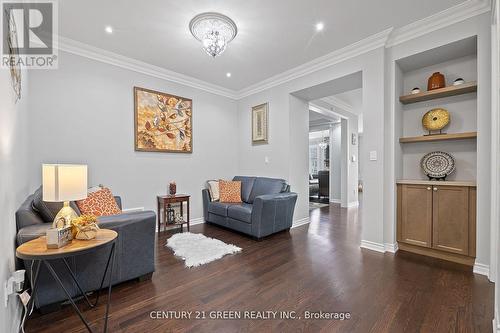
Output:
[
  {"xmin": 399, "ymin": 131, "xmax": 477, "ymax": 143},
  {"xmin": 396, "ymin": 179, "xmax": 476, "ymax": 187},
  {"xmin": 399, "ymin": 81, "xmax": 477, "ymax": 104}
]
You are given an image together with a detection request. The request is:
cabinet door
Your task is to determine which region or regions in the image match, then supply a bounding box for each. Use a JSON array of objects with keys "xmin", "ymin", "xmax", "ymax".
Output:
[
  {"xmin": 432, "ymin": 186, "xmax": 469, "ymax": 255},
  {"xmin": 401, "ymin": 184, "xmax": 433, "ymax": 247}
]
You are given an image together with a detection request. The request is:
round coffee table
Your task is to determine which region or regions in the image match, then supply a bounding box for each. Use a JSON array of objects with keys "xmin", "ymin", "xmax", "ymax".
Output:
[{"xmin": 17, "ymin": 229, "xmax": 118, "ymax": 333}]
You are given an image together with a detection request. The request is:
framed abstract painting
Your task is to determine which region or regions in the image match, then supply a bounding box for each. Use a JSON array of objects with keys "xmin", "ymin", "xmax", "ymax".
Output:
[
  {"xmin": 134, "ymin": 87, "xmax": 192, "ymax": 153},
  {"xmin": 252, "ymin": 102, "xmax": 268, "ymax": 144}
]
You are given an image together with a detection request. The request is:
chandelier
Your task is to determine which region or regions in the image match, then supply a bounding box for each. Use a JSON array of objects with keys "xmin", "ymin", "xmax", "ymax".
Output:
[{"xmin": 189, "ymin": 12, "xmax": 237, "ymax": 58}]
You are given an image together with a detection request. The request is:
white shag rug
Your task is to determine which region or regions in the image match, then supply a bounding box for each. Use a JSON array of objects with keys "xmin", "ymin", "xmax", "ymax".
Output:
[{"xmin": 166, "ymin": 232, "xmax": 241, "ymax": 268}]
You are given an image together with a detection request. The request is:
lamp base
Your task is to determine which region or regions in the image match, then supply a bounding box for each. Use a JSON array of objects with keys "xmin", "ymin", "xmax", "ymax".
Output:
[{"xmin": 53, "ymin": 202, "xmax": 78, "ymax": 228}]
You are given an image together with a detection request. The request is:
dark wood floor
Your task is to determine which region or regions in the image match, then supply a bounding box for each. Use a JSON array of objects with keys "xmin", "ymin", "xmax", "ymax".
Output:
[{"xmin": 26, "ymin": 204, "xmax": 494, "ymax": 332}]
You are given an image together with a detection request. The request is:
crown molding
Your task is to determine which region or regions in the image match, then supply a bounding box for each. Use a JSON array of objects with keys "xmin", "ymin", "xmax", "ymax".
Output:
[
  {"xmin": 235, "ymin": 28, "xmax": 393, "ymax": 99},
  {"xmin": 309, "ymin": 103, "xmax": 348, "ymax": 120},
  {"xmin": 321, "ymin": 96, "xmax": 354, "ymax": 113},
  {"xmin": 386, "ymin": 0, "xmax": 491, "ymax": 48},
  {"xmin": 49, "ymin": 1, "xmax": 490, "ymax": 101},
  {"xmin": 54, "ymin": 36, "xmax": 239, "ymax": 100}
]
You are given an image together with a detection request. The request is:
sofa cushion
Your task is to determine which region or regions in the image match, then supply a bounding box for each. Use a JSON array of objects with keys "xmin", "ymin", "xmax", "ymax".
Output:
[
  {"xmin": 248, "ymin": 177, "xmax": 286, "ymax": 203},
  {"xmin": 208, "ymin": 202, "xmax": 235, "ymax": 217},
  {"xmin": 32, "ymin": 186, "xmax": 80, "ymax": 223},
  {"xmin": 227, "ymin": 203, "xmax": 253, "ymax": 224},
  {"xmin": 232, "ymin": 176, "xmax": 256, "ymax": 203}
]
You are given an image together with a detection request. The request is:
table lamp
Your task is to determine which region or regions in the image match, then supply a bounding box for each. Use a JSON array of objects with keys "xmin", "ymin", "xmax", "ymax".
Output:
[{"xmin": 42, "ymin": 164, "xmax": 88, "ymax": 228}]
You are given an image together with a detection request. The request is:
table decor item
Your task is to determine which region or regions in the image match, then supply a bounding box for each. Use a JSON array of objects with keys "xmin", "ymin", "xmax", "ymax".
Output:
[
  {"xmin": 422, "ymin": 108, "xmax": 450, "ymax": 135},
  {"xmin": 411, "ymin": 87, "xmax": 420, "ymax": 94},
  {"xmin": 169, "ymin": 181, "xmax": 177, "ymax": 195},
  {"xmin": 46, "ymin": 226, "xmax": 73, "ymax": 249},
  {"xmin": 71, "ymin": 215, "xmax": 99, "ymax": 240},
  {"xmin": 453, "ymin": 78, "xmax": 465, "ymax": 86},
  {"xmin": 427, "ymin": 72, "xmax": 445, "ymax": 91},
  {"xmin": 43, "ymin": 164, "xmax": 88, "ymax": 228},
  {"xmin": 421, "ymin": 151, "xmax": 456, "ymax": 180}
]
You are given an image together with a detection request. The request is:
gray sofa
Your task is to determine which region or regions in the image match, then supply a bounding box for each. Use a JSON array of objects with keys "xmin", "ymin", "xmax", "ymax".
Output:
[
  {"xmin": 15, "ymin": 187, "xmax": 156, "ymax": 311},
  {"xmin": 202, "ymin": 176, "xmax": 298, "ymax": 238}
]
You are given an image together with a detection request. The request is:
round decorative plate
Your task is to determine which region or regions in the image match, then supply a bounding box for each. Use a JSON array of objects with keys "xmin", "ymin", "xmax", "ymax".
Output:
[
  {"xmin": 422, "ymin": 108, "xmax": 450, "ymax": 131},
  {"xmin": 421, "ymin": 151, "xmax": 456, "ymax": 179}
]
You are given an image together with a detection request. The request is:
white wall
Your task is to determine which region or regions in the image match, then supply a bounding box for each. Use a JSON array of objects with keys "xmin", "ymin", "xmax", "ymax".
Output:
[
  {"xmin": 237, "ymin": 47, "xmax": 386, "ymax": 242},
  {"xmin": 0, "ymin": 68, "xmax": 30, "ymax": 332},
  {"xmin": 27, "ymin": 51, "xmax": 239, "ymax": 220},
  {"xmin": 330, "ymin": 123, "xmax": 341, "ymax": 202}
]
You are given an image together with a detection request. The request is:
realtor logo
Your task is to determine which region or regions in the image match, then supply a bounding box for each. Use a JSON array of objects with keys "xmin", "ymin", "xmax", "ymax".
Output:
[{"xmin": 1, "ymin": 0, "xmax": 58, "ymax": 69}]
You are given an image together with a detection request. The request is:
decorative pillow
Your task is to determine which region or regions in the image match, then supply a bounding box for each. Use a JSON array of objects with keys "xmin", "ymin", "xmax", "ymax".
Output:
[
  {"xmin": 219, "ymin": 180, "xmax": 242, "ymax": 203},
  {"xmin": 76, "ymin": 187, "xmax": 121, "ymax": 216},
  {"xmin": 207, "ymin": 180, "xmax": 220, "ymax": 202}
]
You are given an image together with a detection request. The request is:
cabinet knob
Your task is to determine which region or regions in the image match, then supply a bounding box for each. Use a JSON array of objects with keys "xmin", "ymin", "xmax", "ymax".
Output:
[
  {"xmin": 433, "ymin": 187, "xmax": 438, "ymax": 191},
  {"xmin": 427, "ymin": 187, "xmax": 431, "ymax": 191}
]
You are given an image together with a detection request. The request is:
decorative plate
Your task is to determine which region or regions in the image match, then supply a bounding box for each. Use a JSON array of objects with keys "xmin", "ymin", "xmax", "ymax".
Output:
[
  {"xmin": 421, "ymin": 151, "xmax": 456, "ymax": 179},
  {"xmin": 422, "ymin": 108, "xmax": 450, "ymax": 131}
]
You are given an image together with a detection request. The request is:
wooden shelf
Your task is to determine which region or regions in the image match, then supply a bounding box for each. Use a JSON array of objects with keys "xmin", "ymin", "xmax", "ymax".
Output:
[
  {"xmin": 396, "ymin": 179, "xmax": 476, "ymax": 187},
  {"xmin": 399, "ymin": 81, "xmax": 477, "ymax": 104},
  {"xmin": 399, "ymin": 131, "xmax": 477, "ymax": 143}
]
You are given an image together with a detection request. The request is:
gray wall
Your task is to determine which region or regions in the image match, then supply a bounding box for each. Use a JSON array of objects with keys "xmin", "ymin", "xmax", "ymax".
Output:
[
  {"xmin": 0, "ymin": 68, "xmax": 29, "ymax": 331},
  {"xmin": 27, "ymin": 51, "xmax": 239, "ymax": 220}
]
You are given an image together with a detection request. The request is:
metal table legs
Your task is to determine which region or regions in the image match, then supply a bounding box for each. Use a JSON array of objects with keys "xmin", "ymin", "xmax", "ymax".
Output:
[{"xmin": 23, "ymin": 242, "xmax": 116, "ymax": 333}]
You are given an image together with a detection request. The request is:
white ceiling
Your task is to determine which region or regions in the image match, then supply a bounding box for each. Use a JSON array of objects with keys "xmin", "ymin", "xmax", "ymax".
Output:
[{"xmin": 57, "ymin": 0, "xmax": 466, "ymax": 91}]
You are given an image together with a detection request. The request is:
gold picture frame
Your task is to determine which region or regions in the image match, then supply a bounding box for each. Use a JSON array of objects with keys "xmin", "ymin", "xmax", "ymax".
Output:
[
  {"xmin": 252, "ymin": 103, "xmax": 268, "ymax": 144},
  {"xmin": 134, "ymin": 87, "xmax": 192, "ymax": 153}
]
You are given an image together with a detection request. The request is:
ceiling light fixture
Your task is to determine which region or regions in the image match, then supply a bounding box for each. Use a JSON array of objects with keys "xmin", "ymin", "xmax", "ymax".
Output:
[
  {"xmin": 226, "ymin": 72, "xmax": 231, "ymax": 78},
  {"xmin": 105, "ymin": 26, "xmax": 113, "ymax": 34},
  {"xmin": 189, "ymin": 12, "xmax": 237, "ymax": 58},
  {"xmin": 315, "ymin": 22, "xmax": 324, "ymax": 31}
]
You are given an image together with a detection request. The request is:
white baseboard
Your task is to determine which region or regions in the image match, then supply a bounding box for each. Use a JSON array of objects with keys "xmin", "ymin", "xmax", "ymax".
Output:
[
  {"xmin": 473, "ymin": 262, "xmax": 490, "ymax": 277},
  {"xmin": 122, "ymin": 207, "xmax": 144, "ymax": 213},
  {"xmin": 329, "ymin": 199, "xmax": 341, "ymax": 204},
  {"xmin": 292, "ymin": 217, "xmax": 310, "ymax": 228},
  {"xmin": 360, "ymin": 240, "xmax": 385, "ymax": 253},
  {"xmin": 190, "ymin": 218, "xmax": 204, "ymax": 226},
  {"xmin": 384, "ymin": 242, "xmax": 399, "ymax": 253},
  {"xmin": 493, "ymin": 317, "xmax": 499, "ymax": 333}
]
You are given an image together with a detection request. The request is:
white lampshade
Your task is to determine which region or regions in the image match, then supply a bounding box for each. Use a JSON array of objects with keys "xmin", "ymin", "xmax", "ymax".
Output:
[{"xmin": 42, "ymin": 164, "xmax": 88, "ymax": 202}]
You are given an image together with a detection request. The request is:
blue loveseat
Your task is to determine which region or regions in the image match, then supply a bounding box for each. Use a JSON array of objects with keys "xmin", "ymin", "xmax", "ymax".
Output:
[{"xmin": 202, "ymin": 176, "xmax": 298, "ymax": 238}]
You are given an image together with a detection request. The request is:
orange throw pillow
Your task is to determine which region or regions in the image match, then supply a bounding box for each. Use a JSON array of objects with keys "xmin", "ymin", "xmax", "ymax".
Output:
[
  {"xmin": 219, "ymin": 180, "xmax": 242, "ymax": 203},
  {"xmin": 76, "ymin": 187, "xmax": 122, "ymax": 216}
]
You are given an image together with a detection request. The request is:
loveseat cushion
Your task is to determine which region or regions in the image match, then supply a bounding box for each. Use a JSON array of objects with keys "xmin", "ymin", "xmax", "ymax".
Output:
[
  {"xmin": 227, "ymin": 203, "xmax": 253, "ymax": 223},
  {"xmin": 208, "ymin": 202, "xmax": 234, "ymax": 217},
  {"xmin": 248, "ymin": 177, "xmax": 286, "ymax": 203},
  {"xmin": 232, "ymin": 176, "xmax": 256, "ymax": 203}
]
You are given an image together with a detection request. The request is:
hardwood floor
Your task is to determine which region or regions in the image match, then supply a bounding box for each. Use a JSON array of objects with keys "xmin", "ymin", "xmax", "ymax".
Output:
[{"xmin": 26, "ymin": 203, "xmax": 494, "ymax": 332}]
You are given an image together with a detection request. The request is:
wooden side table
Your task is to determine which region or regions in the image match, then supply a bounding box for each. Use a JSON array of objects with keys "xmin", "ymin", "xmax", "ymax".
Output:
[
  {"xmin": 16, "ymin": 229, "xmax": 118, "ymax": 333},
  {"xmin": 156, "ymin": 194, "xmax": 190, "ymax": 233}
]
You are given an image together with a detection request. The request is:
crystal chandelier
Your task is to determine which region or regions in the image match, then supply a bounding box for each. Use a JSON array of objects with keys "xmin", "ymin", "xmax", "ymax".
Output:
[{"xmin": 189, "ymin": 12, "xmax": 237, "ymax": 58}]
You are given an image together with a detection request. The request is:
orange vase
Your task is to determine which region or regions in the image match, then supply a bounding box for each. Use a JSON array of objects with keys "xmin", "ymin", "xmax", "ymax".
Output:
[{"xmin": 427, "ymin": 72, "xmax": 445, "ymax": 91}]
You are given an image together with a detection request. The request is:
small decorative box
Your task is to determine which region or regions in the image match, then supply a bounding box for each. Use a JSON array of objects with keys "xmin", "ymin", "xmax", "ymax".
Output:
[{"xmin": 46, "ymin": 226, "xmax": 73, "ymax": 249}]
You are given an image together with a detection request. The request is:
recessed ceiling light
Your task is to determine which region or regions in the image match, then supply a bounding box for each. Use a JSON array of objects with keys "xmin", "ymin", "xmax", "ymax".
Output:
[
  {"xmin": 315, "ymin": 22, "xmax": 324, "ymax": 31},
  {"xmin": 226, "ymin": 72, "xmax": 231, "ymax": 78},
  {"xmin": 105, "ymin": 26, "xmax": 113, "ymax": 34}
]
